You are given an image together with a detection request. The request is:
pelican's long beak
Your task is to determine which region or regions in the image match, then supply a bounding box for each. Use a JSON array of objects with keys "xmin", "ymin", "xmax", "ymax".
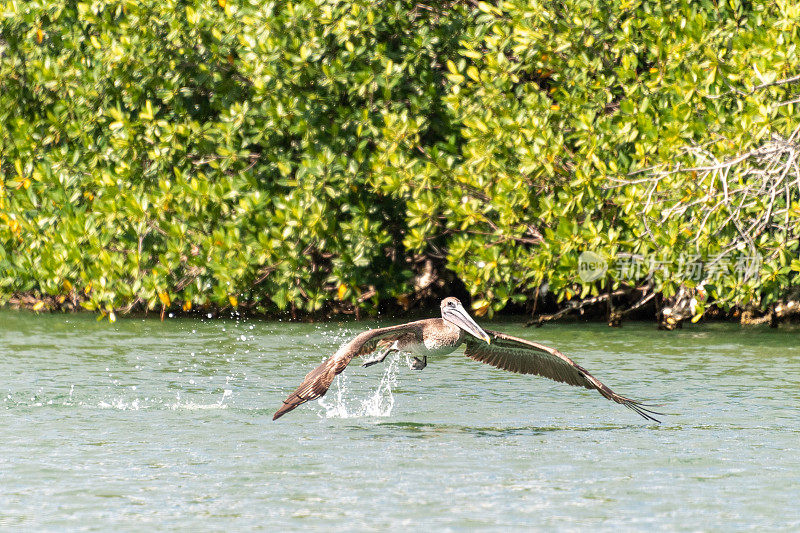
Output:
[{"xmin": 444, "ymin": 304, "xmax": 492, "ymax": 344}]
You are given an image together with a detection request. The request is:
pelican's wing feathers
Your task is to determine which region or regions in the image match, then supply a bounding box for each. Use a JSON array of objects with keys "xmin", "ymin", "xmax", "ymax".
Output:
[
  {"xmin": 464, "ymin": 330, "xmax": 661, "ymax": 422},
  {"xmin": 273, "ymin": 320, "xmax": 426, "ymax": 420}
]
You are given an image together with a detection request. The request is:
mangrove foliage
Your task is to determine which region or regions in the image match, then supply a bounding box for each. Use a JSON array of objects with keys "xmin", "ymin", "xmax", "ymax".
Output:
[{"xmin": 1, "ymin": 0, "xmax": 799, "ymax": 326}]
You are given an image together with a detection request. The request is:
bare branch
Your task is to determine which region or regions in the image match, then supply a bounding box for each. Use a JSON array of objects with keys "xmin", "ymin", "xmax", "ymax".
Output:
[
  {"xmin": 526, "ymin": 289, "xmax": 628, "ymax": 327},
  {"xmin": 612, "ymin": 131, "xmax": 800, "ymax": 282}
]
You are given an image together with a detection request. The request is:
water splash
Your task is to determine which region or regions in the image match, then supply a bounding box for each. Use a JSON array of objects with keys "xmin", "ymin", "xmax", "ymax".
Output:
[
  {"xmin": 318, "ymin": 353, "xmax": 401, "ymax": 419},
  {"xmin": 95, "ymin": 389, "xmax": 233, "ymax": 411}
]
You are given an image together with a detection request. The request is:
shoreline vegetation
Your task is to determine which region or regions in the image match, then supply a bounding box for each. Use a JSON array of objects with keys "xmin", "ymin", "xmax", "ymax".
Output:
[
  {"xmin": 1, "ymin": 1, "xmax": 799, "ymax": 330},
  {"xmin": 5, "ymin": 285, "xmax": 800, "ymax": 330}
]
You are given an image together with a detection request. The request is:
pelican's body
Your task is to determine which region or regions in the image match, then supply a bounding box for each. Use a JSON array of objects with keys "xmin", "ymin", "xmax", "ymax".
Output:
[
  {"xmin": 389, "ymin": 318, "xmax": 463, "ymax": 357},
  {"xmin": 273, "ymin": 298, "xmax": 661, "ymax": 422}
]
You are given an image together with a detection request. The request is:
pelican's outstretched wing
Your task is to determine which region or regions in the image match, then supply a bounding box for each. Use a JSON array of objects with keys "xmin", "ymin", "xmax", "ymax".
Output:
[
  {"xmin": 464, "ymin": 331, "xmax": 662, "ymax": 422},
  {"xmin": 273, "ymin": 321, "xmax": 427, "ymax": 420}
]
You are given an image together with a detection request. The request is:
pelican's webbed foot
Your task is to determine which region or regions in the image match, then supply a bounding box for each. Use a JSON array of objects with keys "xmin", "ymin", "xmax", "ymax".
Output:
[
  {"xmin": 362, "ymin": 353, "xmax": 388, "ymax": 367},
  {"xmin": 410, "ymin": 356, "xmax": 427, "ymax": 370},
  {"xmin": 362, "ymin": 342, "xmax": 399, "ymax": 368}
]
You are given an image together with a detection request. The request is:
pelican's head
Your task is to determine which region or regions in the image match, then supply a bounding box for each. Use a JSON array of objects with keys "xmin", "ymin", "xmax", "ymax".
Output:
[{"xmin": 440, "ymin": 297, "xmax": 491, "ymax": 344}]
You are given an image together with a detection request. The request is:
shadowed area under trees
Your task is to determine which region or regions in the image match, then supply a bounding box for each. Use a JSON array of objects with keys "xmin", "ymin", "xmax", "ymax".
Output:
[{"xmin": 1, "ymin": 0, "xmax": 799, "ymax": 327}]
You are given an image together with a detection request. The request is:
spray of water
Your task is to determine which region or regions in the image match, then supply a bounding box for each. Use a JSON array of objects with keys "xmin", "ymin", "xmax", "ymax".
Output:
[
  {"xmin": 317, "ymin": 352, "xmax": 401, "ymax": 419},
  {"xmin": 95, "ymin": 388, "xmax": 233, "ymax": 411}
]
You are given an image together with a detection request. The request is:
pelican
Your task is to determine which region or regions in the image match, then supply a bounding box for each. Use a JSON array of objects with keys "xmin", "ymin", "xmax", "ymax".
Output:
[{"xmin": 273, "ymin": 297, "xmax": 661, "ymax": 422}]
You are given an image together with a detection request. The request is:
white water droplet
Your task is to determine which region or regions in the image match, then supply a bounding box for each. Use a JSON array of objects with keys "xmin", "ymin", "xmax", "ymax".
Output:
[{"xmin": 318, "ymin": 353, "xmax": 399, "ymax": 419}]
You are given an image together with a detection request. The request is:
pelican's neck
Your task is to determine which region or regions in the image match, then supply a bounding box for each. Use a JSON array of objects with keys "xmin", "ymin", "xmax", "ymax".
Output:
[{"xmin": 440, "ymin": 316, "xmax": 462, "ymax": 337}]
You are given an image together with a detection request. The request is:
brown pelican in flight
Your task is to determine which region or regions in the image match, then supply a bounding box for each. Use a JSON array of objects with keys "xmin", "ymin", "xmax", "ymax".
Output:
[{"xmin": 274, "ymin": 297, "xmax": 661, "ymax": 422}]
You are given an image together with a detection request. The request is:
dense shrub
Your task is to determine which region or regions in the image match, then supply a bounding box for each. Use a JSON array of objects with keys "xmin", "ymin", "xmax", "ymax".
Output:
[{"xmin": 1, "ymin": 0, "xmax": 798, "ymax": 322}]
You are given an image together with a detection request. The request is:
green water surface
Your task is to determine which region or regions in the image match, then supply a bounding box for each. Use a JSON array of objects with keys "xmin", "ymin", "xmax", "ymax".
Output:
[{"xmin": 1, "ymin": 311, "xmax": 798, "ymax": 530}]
